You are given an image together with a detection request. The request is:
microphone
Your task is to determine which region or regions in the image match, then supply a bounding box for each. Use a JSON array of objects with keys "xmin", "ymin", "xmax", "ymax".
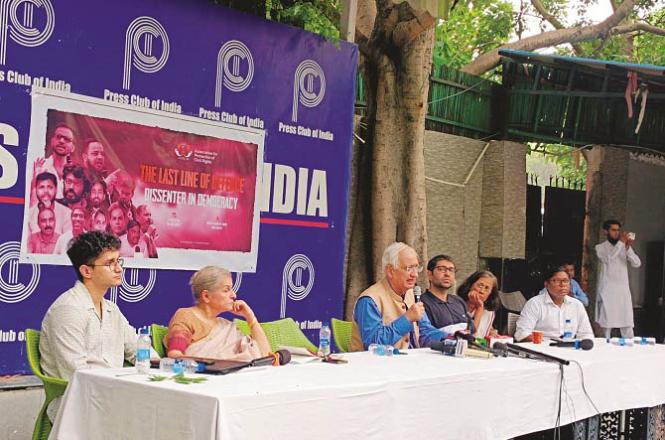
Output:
[
  {"xmin": 430, "ymin": 339, "xmax": 493, "ymax": 359},
  {"xmin": 454, "ymin": 331, "xmax": 475, "ymax": 343},
  {"xmin": 504, "ymin": 342, "xmax": 570, "ymax": 365},
  {"xmin": 250, "ymin": 349, "xmax": 292, "ymax": 367},
  {"xmin": 454, "ymin": 331, "xmax": 495, "ymax": 352},
  {"xmin": 464, "ymin": 311, "xmax": 476, "ymax": 335},
  {"xmin": 549, "ymin": 339, "xmax": 594, "ymax": 350},
  {"xmin": 410, "ymin": 286, "xmax": 423, "ymax": 348},
  {"xmin": 430, "ymin": 339, "xmax": 466, "ymax": 357}
]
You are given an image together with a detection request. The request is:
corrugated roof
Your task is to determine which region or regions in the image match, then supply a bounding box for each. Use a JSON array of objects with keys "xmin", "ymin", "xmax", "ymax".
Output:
[{"xmin": 499, "ymin": 49, "xmax": 665, "ymax": 80}]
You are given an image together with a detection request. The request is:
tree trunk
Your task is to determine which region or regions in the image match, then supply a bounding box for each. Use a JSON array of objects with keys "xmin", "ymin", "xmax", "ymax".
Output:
[{"xmin": 344, "ymin": 1, "xmax": 435, "ymax": 319}]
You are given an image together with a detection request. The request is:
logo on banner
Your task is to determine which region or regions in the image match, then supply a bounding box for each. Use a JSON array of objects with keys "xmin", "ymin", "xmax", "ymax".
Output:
[
  {"xmin": 123, "ymin": 16, "xmax": 170, "ymax": 90},
  {"xmin": 215, "ymin": 40, "xmax": 254, "ymax": 108},
  {"xmin": 0, "ymin": 241, "xmax": 40, "ymax": 303},
  {"xmin": 110, "ymin": 268, "xmax": 156, "ymax": 303},
  {"xmin": 174, "ymin": 143, "xmax": 192, "ymax": 159},
  {"xmin": 232, "ymin": 272, "xmax": 242, "ymax": 293},
  {"xmin": 0, "ymin": 0, "xmax": 55, "ymax": 65},
  {"xmin": 280, "ymin": 254, "xmax": 314, "ymax": 318},
  {"xmin": 291, "ymin": 59, "xmax": 325, "ymax": 123}
]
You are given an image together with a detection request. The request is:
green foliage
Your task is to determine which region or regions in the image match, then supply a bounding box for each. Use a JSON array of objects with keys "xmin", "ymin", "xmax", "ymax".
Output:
[
  {"xmin": 542, "ymin": 1, "xmax": 665, "ymax": 65},
  {"xmin": 275, "ymin": 1, "xmax": 340, "ymax": 41},
  {"xmin": 149, "ymin": 373, "xmax": 208, "ymax": 384},
  {"xmin": 634, "ymin": 7, "xmax": 665, "ymax": 65},
  {"xmin": 148, "ymin": 375, "xmax": 168, "ymax": 381},
  {"xmin": 215, "ymin": 1, "xmax": 340, "ymax": 42},
  {"xmin": 527, "ymin": 143, "xmax": 587, "ymax": 183},
  {"xmin": 433, "ymin": 0, "xmax": 513, "ymax": 71}
]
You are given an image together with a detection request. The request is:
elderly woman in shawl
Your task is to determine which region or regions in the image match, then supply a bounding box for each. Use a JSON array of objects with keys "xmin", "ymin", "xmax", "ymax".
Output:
[
  {"xmin": 457, "ymin": 271, "xmax": 501, "ymax": 339},
  {"xmin": 165, "ymin": 266, "xmax": 271, "ymax": 360}
]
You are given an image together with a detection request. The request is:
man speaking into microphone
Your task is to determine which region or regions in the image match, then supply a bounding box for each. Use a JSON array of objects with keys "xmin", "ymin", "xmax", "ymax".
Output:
[
  {"xmin": 515, "ymin": 267, "xmax": 594, "ymax": 342},
  {"xmin": 350, "ymin": 242, "xmax": 447, "ymax": 351}
]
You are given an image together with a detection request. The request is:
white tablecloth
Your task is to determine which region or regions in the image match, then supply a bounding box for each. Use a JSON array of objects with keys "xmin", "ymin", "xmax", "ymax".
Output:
[{"xmin": 50, "ymin": 339, "xmax": 665, "ymax": 440}]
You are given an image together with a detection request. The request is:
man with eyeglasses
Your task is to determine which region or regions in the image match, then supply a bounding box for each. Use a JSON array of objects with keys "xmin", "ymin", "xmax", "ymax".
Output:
[
  {"xmin": 537, "ymin": 260, "xmax": 589, "ymax": 306},
  {"xmin": 595, "ymin": 219, "xmax": 641, "ymax": 339},
  {"xmin": 40, "ymin": 231, "xmax": 153, "ymax": 420},
  {"xmin": 421, "ymin": 254, "xmax": 474, "ymax": 332},
  {"xmin": 350, "ymin": 242, "xmax": 447, "ymax": 351},
  {"xmin": 514, "ymin": 267, "xmax": 594, "ymax": 342}
]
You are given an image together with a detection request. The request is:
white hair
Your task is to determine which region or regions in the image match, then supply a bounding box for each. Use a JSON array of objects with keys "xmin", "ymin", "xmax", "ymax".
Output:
[
  {"xmin": 190, "ymin": 266, "xmax": 232, "ymax": 302},
  {"xmin": 382, "ymin": 242, "xmax": 411, "ymax": 270}
]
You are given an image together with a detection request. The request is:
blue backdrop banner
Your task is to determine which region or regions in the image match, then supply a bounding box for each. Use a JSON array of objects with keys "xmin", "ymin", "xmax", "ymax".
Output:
[{"xmin": 0, "ymin": 0, "xmax": 357, "ymax": 374}]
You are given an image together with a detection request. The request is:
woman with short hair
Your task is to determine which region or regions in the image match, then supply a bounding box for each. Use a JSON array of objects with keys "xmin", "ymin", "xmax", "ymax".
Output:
[
  {"xmin": 457, "ymin": 271, "xmax": 501, "ymax": 338},
  {"xmin": 165, "ymin": 266, "xmax": 271, "ymax": 360}
]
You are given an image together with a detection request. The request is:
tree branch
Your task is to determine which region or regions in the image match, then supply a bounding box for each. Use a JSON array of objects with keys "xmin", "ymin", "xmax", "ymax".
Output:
[
  {"xmin": 609, "ymin": 0, "xmax": 619, "ymax": 12},
  {"xmin": 530, "ymin": 0, "xmax": 584, "ymax": 55},
  {"xmin": 611, "ymin": 21, "xmax": 665, "ymax": 37},
  {"xmin": 354, "ymin": 0, "xmax": 376, "ymax": 57},
  {"xmin": 461, "ymin": 0, "xmax": 635, "ymax": 76}
]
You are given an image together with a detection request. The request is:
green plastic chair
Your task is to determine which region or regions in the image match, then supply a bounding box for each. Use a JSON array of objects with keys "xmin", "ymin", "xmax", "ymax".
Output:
[
  {"xmin": 331, "ymin": 318, "xmax": 353, "ymax": 353},
  {"xmin": 234, "ymin": 318, "xmax": 317, "ymax": 353},
  {"xmin": 262, "ymin": 318, "xmax": 318, "ymax": 353},
  {"xmin": 234, "ymin": 318, "xmax": 251, "ymax": 336},
  {"xmin": 150, "ymin": 324, "xmax": 168, "ymax": 358},
  {"xmin": 25, "ymin": 329, "xmax": 68, "ymax": 440}
]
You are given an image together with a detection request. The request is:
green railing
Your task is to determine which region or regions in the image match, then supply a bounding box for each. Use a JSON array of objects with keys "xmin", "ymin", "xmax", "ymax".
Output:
[
  {"xmin": 355, "ymin": 60, "xmax": 665, "ymax": 150},
  {"xmin": 355, "ymin": 64, "xmax": 500, "ymax": 140}
]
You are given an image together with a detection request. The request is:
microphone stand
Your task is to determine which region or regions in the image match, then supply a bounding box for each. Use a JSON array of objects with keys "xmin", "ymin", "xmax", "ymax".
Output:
[{"xmin": 505, "ymin": 343, "xmax": 570, "ymax": 366}]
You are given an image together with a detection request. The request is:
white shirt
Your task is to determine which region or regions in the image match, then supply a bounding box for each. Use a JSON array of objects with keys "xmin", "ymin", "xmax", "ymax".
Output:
[
  {"xmin": 52, "ymin": 230, "xmax": 74, "ymax": 255},
  {"xmin": 39, "ymin": 281, "xmax": 138, "ymax": 381},
  {"xmin": 119, "ymin": 234, "xmax": 148, "ymax": 257},
  {"xmin": 515, "ymin": 292, "xmax": 594, "ymax": 342},
  {"xmin": 595, "ymin": 241, "xmax": 641, "ymax": 328}
]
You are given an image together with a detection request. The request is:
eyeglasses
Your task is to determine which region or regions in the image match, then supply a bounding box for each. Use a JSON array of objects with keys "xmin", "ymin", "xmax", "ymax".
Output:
[
  {"xmin": 549, "ymin": 278, "xmax": 570, "ymax": 285},
  {"xmin": 399, "ymin": 265, "xmax": 423, "ymax": 274},
  {"xmin": 434, "ymin": 266, "xmax": 456, "ymax": 274},
  {"xmin": 88, "ymin": 258, "xmax": 124, "ymax": 270}
]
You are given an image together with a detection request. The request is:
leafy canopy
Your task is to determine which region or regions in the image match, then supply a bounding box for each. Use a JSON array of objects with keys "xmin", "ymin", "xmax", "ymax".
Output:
[{"xmin": 214, "ymin": 0, "xmax": 340, "ymax": 41}]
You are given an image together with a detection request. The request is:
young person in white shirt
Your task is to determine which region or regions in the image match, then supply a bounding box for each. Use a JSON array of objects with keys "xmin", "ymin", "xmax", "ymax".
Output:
[
  {"xmin": 40, "ymin": 231, "xmax": 154, "ymax": 420},
  {"xmin": 515, "ymin": 267, "xmax": 594, "ymax": 342}
]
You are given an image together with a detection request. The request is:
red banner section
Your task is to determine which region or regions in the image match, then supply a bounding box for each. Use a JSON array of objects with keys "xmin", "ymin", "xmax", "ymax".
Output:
[{"xmin": 21, "ymin": 92, "xmax": 264, "ymax": 271}]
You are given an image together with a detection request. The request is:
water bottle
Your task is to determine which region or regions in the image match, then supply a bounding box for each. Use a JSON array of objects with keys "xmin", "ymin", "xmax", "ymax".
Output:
[
  {"xmin": 562, "ymin": 319, "xmax": 573, "ymax": 340},
  {"xmin": 136, "ymin": 328, "xmax": 151, "ymax": 374},
  {"xmin": 368, "ymin": 343, "xmax": 395, "ymax": 356},
  {"xmin": 318, "ymin": 323, "xmax": 331, "ymax": 357}
]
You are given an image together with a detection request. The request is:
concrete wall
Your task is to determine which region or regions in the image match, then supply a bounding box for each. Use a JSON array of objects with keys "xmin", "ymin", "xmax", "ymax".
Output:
[
  {"xmin": 479, "ymin": 141, "xmax": 527, "ymax": 259},
  {"xmin": 585, "ymin": 147, "xmax": 665, "ymax": 310},
  {"xmin": 424, "ymin": 131, "xmax": 485, "ymax": 281},
  {"xmin": 625, "ymin": 154, "xmax": 665, "ymax": 306},
  {"xmin": 424, "ymin": 132, "xmax": 526, "ymax": 283}
]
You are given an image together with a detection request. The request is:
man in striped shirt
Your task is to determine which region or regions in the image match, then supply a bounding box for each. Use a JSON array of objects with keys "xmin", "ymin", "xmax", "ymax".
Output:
[{"xmin": 39, "ymin": 231, "xmax": 140, "ymax": 420}]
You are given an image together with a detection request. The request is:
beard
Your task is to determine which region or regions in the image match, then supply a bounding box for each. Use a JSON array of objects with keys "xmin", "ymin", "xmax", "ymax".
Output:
[
  {"xmin": 64, "ymin": 190, "xmax": 82, "ymax": 203},
  {"xmin": 608, "ymin": 235, "xmax": 619, "ymax": 245},
  {"xmin": 432, "ymin": 280, "xmax": 453, "ymax": 291}
]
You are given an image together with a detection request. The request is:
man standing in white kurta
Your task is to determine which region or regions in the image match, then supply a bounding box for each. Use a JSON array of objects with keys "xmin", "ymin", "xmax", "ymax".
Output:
[{"xmin": 595, "ymin": 219, "xmax": 641, "ymax": 339}]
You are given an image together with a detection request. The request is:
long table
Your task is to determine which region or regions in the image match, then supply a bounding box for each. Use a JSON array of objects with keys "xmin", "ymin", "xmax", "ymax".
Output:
[{"xmin": 49, "ymin": 340, "xmax": 665, "ymax": 440}]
